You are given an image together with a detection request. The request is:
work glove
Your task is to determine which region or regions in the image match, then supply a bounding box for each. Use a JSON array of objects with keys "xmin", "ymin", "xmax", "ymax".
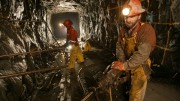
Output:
[{"xmin": 111, "ymin": 61, "xmax": 125, "ymax": 71}]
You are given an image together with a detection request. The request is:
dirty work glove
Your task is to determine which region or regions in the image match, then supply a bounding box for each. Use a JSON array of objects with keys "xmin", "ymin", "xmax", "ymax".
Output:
[{"xmin": 111, "ymin": 61, "xmax": 125, "ymax": 71}]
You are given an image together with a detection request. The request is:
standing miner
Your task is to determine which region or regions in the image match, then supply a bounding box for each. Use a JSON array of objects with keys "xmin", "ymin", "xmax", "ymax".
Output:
[
  {"xmin": 63, "ymin": 19, "xmax": 84, "ymax": 100},
  {"xmin": 63, "ymin": 19, "xmax": 84, "ymax": 69},
  {"xmin": 111, "ymin": 0, "xmax": 156, "ymax": 101}
]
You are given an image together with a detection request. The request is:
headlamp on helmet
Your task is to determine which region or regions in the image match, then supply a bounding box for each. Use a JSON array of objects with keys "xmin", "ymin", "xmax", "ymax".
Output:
[
  {"xmin": 59, "ymin": 23, "xmax": 63, "ymax": 27},
  {"xmin": 122, "ymin": 0, "xmax": 145, "ymax": 17},
  {"xmin": 122, "ymin": 5, "xmax": 131, "ymax": 16}
]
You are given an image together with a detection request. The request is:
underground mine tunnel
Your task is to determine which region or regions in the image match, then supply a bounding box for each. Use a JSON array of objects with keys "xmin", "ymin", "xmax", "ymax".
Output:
[{"xmin": 0, "ymin": 0, "xmax": 180, "ymax": 101}]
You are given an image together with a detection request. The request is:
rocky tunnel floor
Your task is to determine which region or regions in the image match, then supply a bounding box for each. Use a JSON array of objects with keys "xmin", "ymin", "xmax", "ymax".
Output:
[
  {"xmin": 29, "ymin": 47, "xmax": 180, "ymax": 101},
  {"xmin": 29, "ymin": 47, "xmax": 112, "ymax": 101}
]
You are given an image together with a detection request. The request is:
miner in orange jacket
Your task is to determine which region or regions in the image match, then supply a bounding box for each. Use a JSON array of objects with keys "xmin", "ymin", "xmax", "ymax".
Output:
[
  {"xmin": 111, "ymin": 0, "xmax": 156, "ymax": 101},
  {"xmin": 63, "ymin": 19, "xmax": 85, "ymax": 100},
  {"xmin": 63, "ymin": 19, "xmax": 84, "ymax": 69}
]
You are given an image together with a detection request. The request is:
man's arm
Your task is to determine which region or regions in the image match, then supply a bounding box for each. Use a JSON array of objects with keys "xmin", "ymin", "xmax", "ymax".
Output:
[
  {"xmin": 123, "ymin": 42, "xmax": 151, "ymax": 70},
  {"xmin": 70, "ymin": 28, "xmax": 78, "ymax": 42}
]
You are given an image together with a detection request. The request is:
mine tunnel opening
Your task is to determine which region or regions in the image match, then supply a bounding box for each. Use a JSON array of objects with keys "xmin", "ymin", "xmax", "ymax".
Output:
[{"xmin": 51, "ymin": 12, "xmax": 80, "ymax": 40}]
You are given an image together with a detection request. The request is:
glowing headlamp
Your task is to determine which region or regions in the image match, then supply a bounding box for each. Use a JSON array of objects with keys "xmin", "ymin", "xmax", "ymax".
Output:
[
  {"xmin": 122, "ymin": 6, "xmax": 131, "ymax": 16},
  {"xmin": 59, "ymin": 23, "xmax": 63, "ymax": 27}
]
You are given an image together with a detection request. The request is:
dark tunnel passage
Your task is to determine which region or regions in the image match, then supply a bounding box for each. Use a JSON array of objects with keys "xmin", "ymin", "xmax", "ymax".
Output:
[
  {"xmin": 0, "ymin": 0, "xmax": 180, "ymax": 101},
  {"xmin": 51, "ymin": 12, "xmax": 80, "ymax": 39}
]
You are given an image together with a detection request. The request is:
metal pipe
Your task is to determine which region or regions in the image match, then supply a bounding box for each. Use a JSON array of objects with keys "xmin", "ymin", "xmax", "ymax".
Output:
[
  {"xmin": 0, "ymin": 19, "xmax": 43, "ymax": 22},
  {"xmin": 0, "ymin": 47, "xmax": 64, "ymax": 58},
  {"xmin": 109, "ymin": 87, "xmax": 113, "ymax": 101},
  {"xmin": 0, "ymin": 65, "xmax": 66, "ymax": 79},
  {"xmin": 81, "ymin": 91, "xmax": 94, "ymax": 101}
]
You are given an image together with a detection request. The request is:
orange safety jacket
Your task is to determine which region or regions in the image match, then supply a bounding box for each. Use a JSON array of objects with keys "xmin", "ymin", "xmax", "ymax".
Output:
[{"xmin": 67, "ymin": 27, "xmax": 78, "ymax": 43}]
